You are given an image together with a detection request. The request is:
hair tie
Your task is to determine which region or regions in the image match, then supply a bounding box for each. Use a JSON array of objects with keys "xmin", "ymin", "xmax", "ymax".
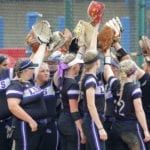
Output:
[
  {"xmin": 127, "ymin": 68, "xmax": 137, "ymax": 77},
  {"xmin": 57, "ymin": 61, "xmax": 68, "ymax": 78}
]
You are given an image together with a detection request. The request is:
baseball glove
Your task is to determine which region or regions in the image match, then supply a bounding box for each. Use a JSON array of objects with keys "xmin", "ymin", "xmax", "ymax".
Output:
[
  {"xmin": 48, "ymin": 31, "xmax": 65, "ymax": 52},
  {"xmin": 73, "ymin": 20, "xmax": 94, "ymax": 48},
  {"xmin": 32, "ymin": 20, "xmax": 52, "ymax": 44},
  {"xmin": 25, "ymin": 29, "xmax": 40, "ymax": 53},
  {"xmin": 97, "ymin": 16, "xmax": 123, "ymax": 52},
  {"xmin": 87, "ymin": 1, "xmax": 105, "ymax": 26},
  {"xmin": 105, "ymin": 17, "xmax": 123, "ymax": 42},
  {"xmin": 57, "ymin": 28, "xmax": 73, "ymax": 54},
  {"xmin": 139, "ymin": 36, "xmax": 150, "ymax": 56},
  {"xmin": 25, "ymin": 20, "xmax": 52, "ymax": 53},
  {"xmin": 97, "ymin": 25, "xmax": 115, "ymax": 52}
]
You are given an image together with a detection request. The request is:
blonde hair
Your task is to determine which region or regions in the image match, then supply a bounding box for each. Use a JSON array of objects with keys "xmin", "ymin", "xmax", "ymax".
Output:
[
  {"xmin": 117, "ymin": 59, "xmax": 137, "ymax": 106},
  {"xmin": 78, "ymin": 50, "xmax": 99, "ymax": 102},
  {"xmin": 39, "ymin": 62, "xmax": 49, "ymax": 69},
  {"xmin": 84, "ymin": 50, "xmax": 99, "ymax": 71}
]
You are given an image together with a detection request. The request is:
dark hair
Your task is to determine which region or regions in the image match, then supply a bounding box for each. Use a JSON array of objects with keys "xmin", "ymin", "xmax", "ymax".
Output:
[{"xmin": 0, "ymin": 54, "xmax": 7, "ymax": 64}]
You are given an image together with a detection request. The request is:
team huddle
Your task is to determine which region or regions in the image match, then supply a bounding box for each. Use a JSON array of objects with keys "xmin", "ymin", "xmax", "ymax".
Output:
[{"xmin": 1, "ymin": 1, "xmax": 150, "ymax": 150}]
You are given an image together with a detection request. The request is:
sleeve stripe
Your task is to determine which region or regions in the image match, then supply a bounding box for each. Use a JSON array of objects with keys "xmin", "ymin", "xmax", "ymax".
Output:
[
  {"xmin": 85, "ymin": 77, "xmax": 96, "ymax": 86},
  {"xmin": 67, "ymin": 90, "xmax": 79, "ymax": 95},
  {"xmin": 6, "ymin": 90, "xmax": 23, "ymax": 95},
  {"xmin": 132, "ymin": 88, "xmax": 142, "ymax": 96}
]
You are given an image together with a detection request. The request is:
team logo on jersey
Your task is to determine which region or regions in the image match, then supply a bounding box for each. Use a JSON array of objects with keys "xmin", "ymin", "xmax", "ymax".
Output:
[
  {"xmin": 23, "ymin": 86, "xmax": 42, "ymax": 97},
  {"xmin": 0, "ymin": 78, "xmax": 10, "ymax": 89},
  {"xmin": 95, "ymin": 84, "xmax": 105, "ymax": 95}
]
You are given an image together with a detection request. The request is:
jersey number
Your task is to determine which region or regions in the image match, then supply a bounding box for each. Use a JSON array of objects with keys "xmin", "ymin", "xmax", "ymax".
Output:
[{"xmin": 118, "ymin": 100, "xmax": 125, "ymax": 116}]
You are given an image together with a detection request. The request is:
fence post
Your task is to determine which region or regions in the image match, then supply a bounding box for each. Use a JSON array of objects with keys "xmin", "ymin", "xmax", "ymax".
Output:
[
  {"xmin": 0, "ymin": 16, "xmax": 4, "ymax": 48},
  {"xmin": 138, "ymin": 0, "xmax": 146, "ymax": 66},
  {"xmin": 64, "ymin": 0, "xmax": 73, "ymax": 30}
]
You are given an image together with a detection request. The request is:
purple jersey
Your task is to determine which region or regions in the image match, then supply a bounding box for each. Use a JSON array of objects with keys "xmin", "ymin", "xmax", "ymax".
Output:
[{"xmin": 108, "ymin": 76, "xmax": 142, "ymax": 120}]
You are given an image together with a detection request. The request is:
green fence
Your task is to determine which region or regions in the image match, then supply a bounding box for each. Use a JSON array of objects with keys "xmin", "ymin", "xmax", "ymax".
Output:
[{"xmin": 0, "ymin": 0, "xmax": 149, "ymax": 65}]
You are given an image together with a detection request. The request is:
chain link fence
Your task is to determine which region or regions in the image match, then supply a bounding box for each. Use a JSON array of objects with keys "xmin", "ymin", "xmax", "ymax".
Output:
[{"xmin": 0, "ymin": 0, "xmax": 149, "ymax": 65}]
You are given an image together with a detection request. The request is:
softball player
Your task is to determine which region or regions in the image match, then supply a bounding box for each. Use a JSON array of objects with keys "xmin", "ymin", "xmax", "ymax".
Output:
[
  {"xmin": 0, "ymin": 54, "xmax": 13, "ymax": 150},
  {"xmin": 104, "ymin": 50, "xmax": 150, "ymax": 150},
  {"xmin": 6, "ymin": 58, "xmax": 48, "ymax": 150},
  {"xmin": 103, "ymin": 59, "xmax": 128, "ymax": 150},
  {"xmin": 57, "ymin": 53, "xmax": 86, "ymax": 150},
  {"xmin": 113, "ymin": 41, "xmax": 150, "ymax": 149},
  {"xmin": 36, "ymin": 62, "xmax": 60, "ymax": 150},
  {"xmin": 81, "ymin": 50, "xmax": 107, "ymax": 150}
]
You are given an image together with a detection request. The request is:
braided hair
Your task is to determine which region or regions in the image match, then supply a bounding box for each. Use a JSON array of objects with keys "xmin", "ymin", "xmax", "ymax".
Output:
[
  {"xmin": 117, "ymin": 59, "xmax": 137, "ymax": 106},
  {"xmin": 78, "ymin": 50, "xmax": 100, "ymax": 100}
]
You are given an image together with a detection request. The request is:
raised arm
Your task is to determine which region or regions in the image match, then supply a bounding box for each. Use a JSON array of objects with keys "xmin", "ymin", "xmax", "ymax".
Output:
[
  {"xmin": 112, "ymin": 42, "xmax": 131, "ymax": 61},
  {"xmin": 103, "ymin": 49, "xmax": 114, "ymax": 82}
]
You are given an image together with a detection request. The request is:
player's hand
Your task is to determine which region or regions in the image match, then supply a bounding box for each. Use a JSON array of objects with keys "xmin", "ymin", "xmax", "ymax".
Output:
[
  {"xmin": 28, "ymin": 119, "xmax": 38, "ymax": 132},
  {"xmin": 143, "ymin": 130, "xmax": 150, "ymax": 142},
  {"xmin": 98, "ymin": 128, "xmax": 108, "ymax": 141},
  {"xmin": 80, "ymin": 131, "xmax": 86, "ymax": 144}
]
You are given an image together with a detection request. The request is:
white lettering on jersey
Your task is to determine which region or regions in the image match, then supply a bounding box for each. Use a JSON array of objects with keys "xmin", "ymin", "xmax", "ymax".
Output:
[
  {"xmin": 23, "ymin": 86, "xmax": 41, "ymax": 97},
  {"xmin": 0, "ymin": 78, "xmax": 10, "ymax": 89},
  {"xmin": 118, "ymin": 100, "xmax": 125, "ymax": 116}
]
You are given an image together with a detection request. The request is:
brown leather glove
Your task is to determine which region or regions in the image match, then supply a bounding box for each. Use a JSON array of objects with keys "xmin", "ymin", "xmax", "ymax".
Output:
[
  {"xmin": 25, "ymin": 20, "xmax": 52, "ymax": 53},
  {"xmin": 97, "ymin": 25, "xmax": 115, "ymax": 52},
  {"xmin": 139, "ymin": 36, "xmax": 150, "ymax": 56},
  {"xmin": 73, "ymin": 20, "xmax": 94, "ymax": 49},
  {"xmin": 25, "ymin": 29, "xmax": 40, "ymax": 53}
]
